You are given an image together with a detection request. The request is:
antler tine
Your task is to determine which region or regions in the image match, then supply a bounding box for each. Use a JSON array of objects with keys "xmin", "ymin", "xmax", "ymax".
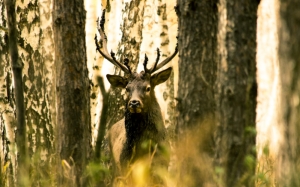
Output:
[
  {"xmin": 149, "ymin": 48, "xmax": 160, "ymax": 73},
  {"xmin": 123, "ymin": 58, "xmax": 132, "ymax": 74},
  {"xmin": 96, "ymin": 10, "xmax": 109, "ymax": 55},
  {"xmin": 95, "ymin": 10, "xmax": 130, "ymax": 74},
  {"xmin": 151, "ymin": 44, "xmax": 178, "ymax": 73},
  {"xmin": 99, "ymin": 10, "xmax": 105, "ymax": 31},
  {"xmin": 143, "ymin": 54, "xmax": 150, "ymax": 73}
]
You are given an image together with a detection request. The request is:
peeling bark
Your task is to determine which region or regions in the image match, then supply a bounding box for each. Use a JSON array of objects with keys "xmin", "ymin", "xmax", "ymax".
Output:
[
  {"xmin": 0, "ymin": 1, "xmax": 15, "ymax": 186},
  {"xmin": 5, "ymin": 0, "xmax": 28, "ymax": 186},
  {"xmin": 1, "ymin": 0, "xmax": 56, "ymax": 185},
  {"xmin": 16, "ymin": 0, "xmax": 55, "ymax": 185}
]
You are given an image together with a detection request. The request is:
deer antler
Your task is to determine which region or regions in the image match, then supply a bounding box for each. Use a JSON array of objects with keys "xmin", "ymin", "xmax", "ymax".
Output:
[
  {"xmin": 150, "ymin": 44, "xmax": 178, "ymax": 74},
  {"xmin": 152, "ymin": 48, "xmax": 160, "ymax": 72},
  {"xmin": 143, "ymin": 45, "xmax": 178, "ymax": 74},
  {"xmin": 95, "ymin": 10, "xmax": 131, "ymax": 74},
  {"xmin": 143, "ymin": 54, "xmax": 150, "ymax": 73},
  {"xmin": 144, "ymin": 44, "xmax": 178, "ymax": 74},
  {"xmin": 96, "ymin": 10, "xmax": 178, "ymax": 75}
]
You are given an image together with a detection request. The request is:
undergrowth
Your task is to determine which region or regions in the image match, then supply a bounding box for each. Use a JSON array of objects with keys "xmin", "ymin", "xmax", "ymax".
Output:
[{"xmin": 0, "ymin": 129, "xmax": 278, "ymax": 187}]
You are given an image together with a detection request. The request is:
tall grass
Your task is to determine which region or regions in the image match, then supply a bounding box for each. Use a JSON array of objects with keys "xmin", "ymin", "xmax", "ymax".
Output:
[{"xmin": 1, "ymin": 126, "xmax": 278, "ymax": 187}]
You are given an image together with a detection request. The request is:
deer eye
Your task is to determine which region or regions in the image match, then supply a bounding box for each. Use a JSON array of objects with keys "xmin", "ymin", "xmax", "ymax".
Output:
[
  {"xmin": 126, "ymin": 87, "xmax": 130, "ymax": 92},
  {"xmin": 146, "ymin": 86, "xmax": 151, "ymax": 92}
]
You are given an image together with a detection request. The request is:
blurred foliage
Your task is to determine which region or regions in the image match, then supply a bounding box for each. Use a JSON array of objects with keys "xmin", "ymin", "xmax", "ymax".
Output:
[{"xmin": 0, "ymin": 121, "xmax": 281, "ymax": 187}]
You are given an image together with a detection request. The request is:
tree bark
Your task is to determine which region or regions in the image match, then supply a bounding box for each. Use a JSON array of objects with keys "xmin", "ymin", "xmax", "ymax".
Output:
[
  {"xmin": 0, "ymin": 1, "xmax": 15, "ymax": 186},
  {"xmin": 1, "ymin": 0, "xmax": 56, "ymax": 186},
  {"xmin": 16, "ymin": 0, "xmax": 55, "ymax": 185},
  {"xmin": 176, "ymin": 0, "xmax": 218, "ymax": 186},
  {"xmin": 53, "ymin": 0, "xmax": 91, "ymax": 186},
  {"xmin": 277, "ymin": 0, "xmax": 300, "ymax": 186},
  {"xmin": 5, "ymin": 0, "xmax": 28, "ymax": 186},
  {"xmin": 215, "ymin": 1, "xmax": 258, "ymax": 186}
]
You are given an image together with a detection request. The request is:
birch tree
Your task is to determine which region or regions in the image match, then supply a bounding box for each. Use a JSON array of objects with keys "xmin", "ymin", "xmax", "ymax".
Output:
[
  {"xmin": 5, "ymin": 0, "xmax": 27, "ymax": 186},
  {"xmin": 16, "ymin": 0, "xmax": 55, "ymax": 185},
  {"xmin": 0, "ymin": 1, "xmax": 15, "ymax": 185},
  {"xmin": 256, "ymin": 0, "xmax": 280, "ymax": 185},
  {"xmin": 1, "ymin": 0, "xmax": 55, "ymax": 186}
]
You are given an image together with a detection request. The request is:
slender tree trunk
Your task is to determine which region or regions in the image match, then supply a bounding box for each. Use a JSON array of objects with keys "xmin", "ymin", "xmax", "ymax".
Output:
[
  {"xmin": 149, "ymin": 0, "xmax": 177, "ymax": 133},
  {"xmin": 5, "ymin": 0, "xmax": 28, "ymax": 186},
  {"xmin": 277, "ymin": 0, "xmax": 300, "ymax": 186},
  {"xmin": 94, "ymin": 77, "xmax": 108, "ymax": 159},
  {"xmin": 16, "ymin": 0, "xmax": 55, "ymax": 185},
  {"xmin": 0, "ymin": 1, "xmax": 15, "ymax": 186},
  {"xmin": 155, "ymin": 0, "xmax": 178, "ymax": 175},
  {"xmin": 215, "ymin": 1, "xmax": 258, "ymax": 186},
  {"xmin": 85, "ymin": 0, "xmax": 103, "ymax": 150},
  {"xmin": 256, "ymin": 0, "xmax": 279, "ymax": 185},
  {"xmin": 176, "ymin": 1, "xmax": 218, "ymax": 186},
  {"xmin": 53, "ymin": 0, "xmax": 91, "ymax": 186}
]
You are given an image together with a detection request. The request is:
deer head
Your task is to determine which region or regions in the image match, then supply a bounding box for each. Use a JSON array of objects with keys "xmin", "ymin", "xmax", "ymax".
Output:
[
  {"xmin": 95, "ymin": 10, "xmax": 178, "ymax": 114},
  {"xmin": 107, "ymin": 66, "xmax": 172, "ymax": 113}
]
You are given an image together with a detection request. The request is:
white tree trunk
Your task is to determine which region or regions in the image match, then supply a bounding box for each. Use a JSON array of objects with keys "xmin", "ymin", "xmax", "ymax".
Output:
[
  {"xmin": 256, "ymin": 0, "xmax": 280, "ymax": 185},
  {"xmin": 0, "ymin": 0, "xmax": 55, "ymax": 185},
  {"xmin": 0, "ymin": 4, "xmax": 16, "ymax": 184}
]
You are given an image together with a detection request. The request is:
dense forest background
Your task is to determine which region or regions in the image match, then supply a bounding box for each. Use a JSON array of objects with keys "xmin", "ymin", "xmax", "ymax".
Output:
[{"xmin": 0, "ymin": 0, "xmax": 299, "ymax": 187}]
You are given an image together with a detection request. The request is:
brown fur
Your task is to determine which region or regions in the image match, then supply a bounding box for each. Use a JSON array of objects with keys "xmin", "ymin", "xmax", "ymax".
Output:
[
  {"xmin": 95, "ymin": 10, "xmax": 177, "ymax": 185},
  {"xmin": 107, "ymin": 68, "xmax": 172, "ymax": 178}
]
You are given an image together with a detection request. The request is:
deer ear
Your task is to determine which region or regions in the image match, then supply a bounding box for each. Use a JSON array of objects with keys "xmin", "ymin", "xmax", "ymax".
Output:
[
  {"xmin": 106, "ymin": 74, "xmax": 128, "ymax": 88},
  {"xmin": 151, "ymin": 67, "xmax": 172, "ymax": 86}
]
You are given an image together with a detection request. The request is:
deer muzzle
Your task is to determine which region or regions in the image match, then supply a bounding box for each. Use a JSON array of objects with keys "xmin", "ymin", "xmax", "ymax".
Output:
[{"xmin": 128, "ymin": 100, "xmax": 142, "ymax": 113}]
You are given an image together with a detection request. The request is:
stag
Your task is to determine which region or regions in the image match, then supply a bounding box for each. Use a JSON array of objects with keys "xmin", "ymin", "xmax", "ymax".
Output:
[{"xmin": 95, "ymin": 10, "xmax": 178, "ymax": 182}]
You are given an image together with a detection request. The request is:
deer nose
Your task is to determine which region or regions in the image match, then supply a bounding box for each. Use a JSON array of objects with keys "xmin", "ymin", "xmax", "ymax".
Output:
[{"xmin": 129, "ymin": 100, "xmax": 140, "ymax": 108}]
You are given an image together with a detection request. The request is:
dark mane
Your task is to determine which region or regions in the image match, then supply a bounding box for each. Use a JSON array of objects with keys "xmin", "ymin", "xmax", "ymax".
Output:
[{"xmin": 120, "ymin": 104, "xmax": 165, "ymax": 167}]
